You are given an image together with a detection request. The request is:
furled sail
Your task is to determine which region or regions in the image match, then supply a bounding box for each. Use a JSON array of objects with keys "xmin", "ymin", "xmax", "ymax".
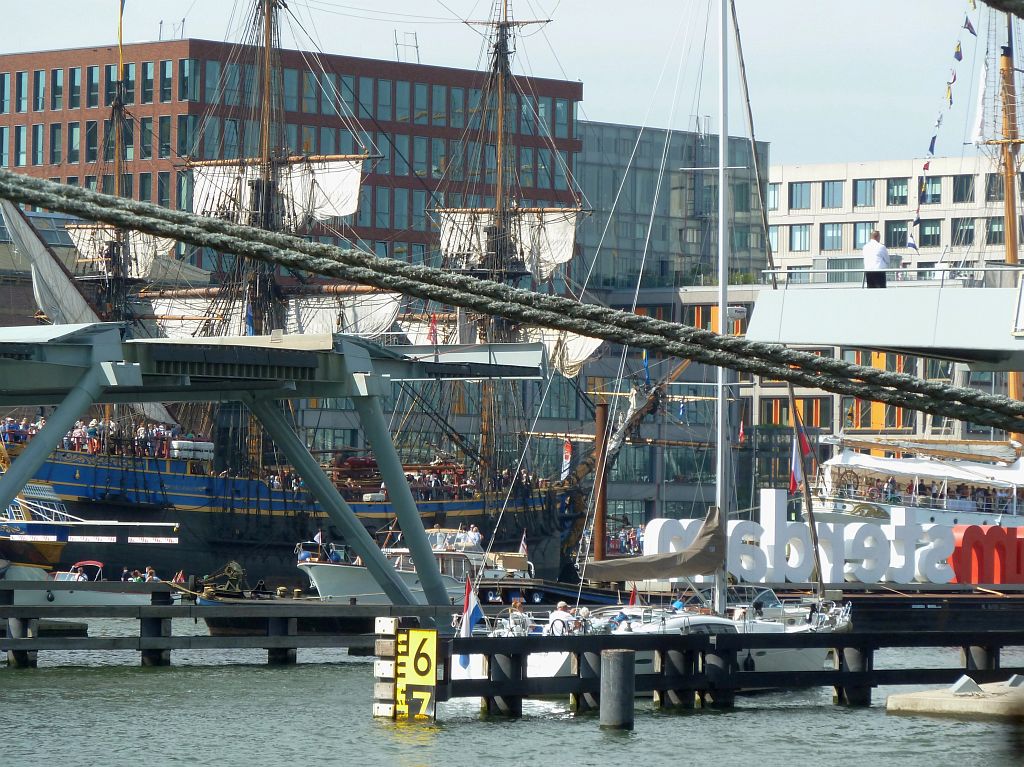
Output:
[
  {"xmin": 65, "ymin": 223, "xmax": 207, "ymax": 283},
  {"xmin": 150, "ymin": 296, "xmax": 250, "ymax": 339},
  {"xmin": 284, "ymin": 291, "xmax": 401, "ymax": 338},
  {"xmin": 524, "ymin": 326, "xmax": 602, "ymax": 378},
  {"xmin": 584, "ymin": 506, "xmax": 726, "ymax": 581},
  {"xmin": 0, "ymin": 199, "xmax": 96, "ymax": 325},
  {"xmin": 192, "ymin": 158, "xmax": 362, "ymax": 231},
  {"xmin": 437, "ymin": 209, "xmax": 578, "ymax": 279}
]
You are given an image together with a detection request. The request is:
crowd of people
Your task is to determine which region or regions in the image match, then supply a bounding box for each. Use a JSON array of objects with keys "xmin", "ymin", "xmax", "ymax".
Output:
[{"xmin": 842, "ymin": 474, "xmax": 1019, "ymax": 514}]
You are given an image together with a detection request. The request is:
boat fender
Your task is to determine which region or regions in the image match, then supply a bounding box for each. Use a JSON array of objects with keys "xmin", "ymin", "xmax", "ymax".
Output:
[
  {"xmin": 46, "ymin": 590, "xmax": 54, "ymax": 602},
  {"xmin": 531, "ymin": 591, "xmax": 544, "ymax": 604},
  {"xmin": 297, "ymin": 551, "xmax": 311, "ymax": 562},
  {"xmin": 329, "ymin": 551, "xmax": 342, "ymax": 563}
]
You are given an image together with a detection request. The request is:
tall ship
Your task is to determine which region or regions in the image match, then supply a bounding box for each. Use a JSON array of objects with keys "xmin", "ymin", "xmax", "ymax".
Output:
[{"xmin": 0, "ymin": 0, "xmax": 601, "ymax": 585}]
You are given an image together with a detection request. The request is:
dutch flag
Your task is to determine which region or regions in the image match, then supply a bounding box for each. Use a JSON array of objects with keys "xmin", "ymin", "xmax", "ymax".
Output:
[{"xmin": 457, "ymin": 576, "xmax": 484, "ymax": 669}]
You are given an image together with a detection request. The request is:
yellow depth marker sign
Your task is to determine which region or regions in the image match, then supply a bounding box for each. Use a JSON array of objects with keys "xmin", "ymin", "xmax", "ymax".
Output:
[{"xmin": 394, "ymin": 628, "xmax": 437, "ymax": 719}]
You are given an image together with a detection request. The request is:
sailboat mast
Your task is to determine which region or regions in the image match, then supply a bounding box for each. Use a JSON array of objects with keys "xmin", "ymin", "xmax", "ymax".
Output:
[
  {"xmin": 999, "ymin": 14, "xmax": 1024, "ymax": 431},
  {"xmin": 714, "ymin": 0, "xmax": 729, "ymax": 617},
  {"xmin": 1000, "ymin": 14, "xmax": 1019, "ymax": 266},
  {"xmin": 494, "ymin": 1, "xmax": 509, "ymax": 220},
  {"xmin": 260, "ymin": 0, "xmax": 275, "ymax": 186}
]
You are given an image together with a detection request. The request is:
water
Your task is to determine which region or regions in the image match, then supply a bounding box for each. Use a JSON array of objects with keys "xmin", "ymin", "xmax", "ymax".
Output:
[{"xmin": 2, "ymin": 620, "xmax": 1022, "ymax": 767}]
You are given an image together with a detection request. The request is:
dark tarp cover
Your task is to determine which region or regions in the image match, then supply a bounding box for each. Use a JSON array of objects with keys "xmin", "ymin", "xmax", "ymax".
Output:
[{"xmin": 584, "ymin": 506, "xmax": 725, "ymax": 582}]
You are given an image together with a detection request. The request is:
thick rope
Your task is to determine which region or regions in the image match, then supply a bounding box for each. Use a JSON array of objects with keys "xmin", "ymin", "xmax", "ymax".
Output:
[{"xmin": 2, "ymin": 169, "xmax": 1024, "ymax": 433}]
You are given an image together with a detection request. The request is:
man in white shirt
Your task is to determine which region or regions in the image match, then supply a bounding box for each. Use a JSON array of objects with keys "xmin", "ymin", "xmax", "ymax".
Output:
[
  {"xmin": 546, "ymin": 601, "xmax": 577, "ymax": 635},
  {"xmin": 862, "ymin": 230, "xmax": 889, "ymax": 288}
]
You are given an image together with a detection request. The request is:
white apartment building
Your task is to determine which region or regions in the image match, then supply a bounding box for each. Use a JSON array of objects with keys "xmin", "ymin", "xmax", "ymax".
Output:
[{"xmin": 767, "ymin": 155, "xmax": 1017, "ymax": 282}]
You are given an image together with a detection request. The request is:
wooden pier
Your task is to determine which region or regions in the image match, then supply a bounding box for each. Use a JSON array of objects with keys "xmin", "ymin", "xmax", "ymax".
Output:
[{"xmin": 0, "ymin": 582, "xmax": 457, "ymax": 668}]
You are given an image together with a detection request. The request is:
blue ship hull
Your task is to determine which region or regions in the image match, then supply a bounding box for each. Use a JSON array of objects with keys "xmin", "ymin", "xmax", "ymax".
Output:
[{"xmin": 31, "ymin": 449, "xmax": 571, "ymax": 587}]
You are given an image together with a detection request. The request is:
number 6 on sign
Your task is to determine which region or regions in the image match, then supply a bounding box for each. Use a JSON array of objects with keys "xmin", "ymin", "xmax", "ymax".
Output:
[{"xmin": 394, "ymin": 628, "xmax": 437, "ymax": 720}]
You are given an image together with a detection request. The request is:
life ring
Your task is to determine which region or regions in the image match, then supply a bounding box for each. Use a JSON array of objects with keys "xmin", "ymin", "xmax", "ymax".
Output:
[
  {"xmin": 486, "ymin": 590, "xmax": 498, "ymax": 603},
  {"xmin": 531, "ymin": 591, "xmax": 544, "ymax": 604}
]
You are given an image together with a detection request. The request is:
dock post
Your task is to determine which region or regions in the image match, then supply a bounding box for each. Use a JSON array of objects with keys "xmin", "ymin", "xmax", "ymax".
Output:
[
  {"xmin": 5, "ymin": 616, "xmax": 39, "ymax": 669},
  {"xmin": 702, "ymin": 642, "xmax": 736, "ymax": 708},
  {"xmin": 834, "ymin": 645, "xmax": 872, "ymax": 707},
  {"xmin": 266, "ymin": 617, "xmax": 298, "ymax": 665},
  {"xmin": 571, "ymin": 650, "xmax": 600, "ymax": 713},
  {"xmin": 599, "ymin": 649, "xmax": 635, "ymax": 730},
  {"xmin": 139, "ymin": 613, "xmax": 171, "ymax": 667},
  {"xmin": 484, "ymin": 652, "xmax": 523, "ymax": 717},
  {"xmin": 963, "ymin": 643, "xmax": 999, "ymax": 672},
  {"xmin": 654, "ymin": 648, "xmax": 697, "ymax": 709}
]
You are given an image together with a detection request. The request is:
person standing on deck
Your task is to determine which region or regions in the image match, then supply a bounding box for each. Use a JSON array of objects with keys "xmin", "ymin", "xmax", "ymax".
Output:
[{"xmin": 862, "ymin": 230, "xmax": 889, "ymax": 288}]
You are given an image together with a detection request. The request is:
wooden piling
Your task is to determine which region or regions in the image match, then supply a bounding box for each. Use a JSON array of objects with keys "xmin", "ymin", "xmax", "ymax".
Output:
[
  {"xmin": 484, "ymin": 651, "xmax": 523, "ymax": 717},
  {"xmin": 571, "ymin": 650, "xmax": 601, "ymax": 713},
  {"xmin": 654, "ymin": 647, "xmax": 697, "ymax": 709},
  {"xmin": 834, "ymin": 645, "xmax": 873, "ymax": 707},
  {"xmin": 599, "ymin": 649, "xmax": 635, "ymax": 730},
  {"xmin": 266, "ymin": 616, "xmax": 298, "ymax": 665},
  {"xmin": 702, "ymin": 644, "xmax": 736, "ymax": 708}
]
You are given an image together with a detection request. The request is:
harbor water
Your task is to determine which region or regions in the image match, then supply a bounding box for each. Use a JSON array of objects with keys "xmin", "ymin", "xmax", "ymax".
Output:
[{"xmin": 2, "ymin": 619, "xmax": 1022, "ymax": 767}]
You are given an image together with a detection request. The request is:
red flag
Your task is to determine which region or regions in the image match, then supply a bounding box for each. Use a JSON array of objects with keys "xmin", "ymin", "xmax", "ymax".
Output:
[
  {"xmin": 427, "ymin": 313, "xmax": 438, "ymax": 345},
  {"xmin": 628, "ymin": 585, "xmax": 638, "ymax": 606},
  {"xmin": 738, "ymin": 420, "xmax": 745, "ymax": 444},
  {"xmin": 789, "ymin": 427, "xmax": 812, "ymax": 493}
]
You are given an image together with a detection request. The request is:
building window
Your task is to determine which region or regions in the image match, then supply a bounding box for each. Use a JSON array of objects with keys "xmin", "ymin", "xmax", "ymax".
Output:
[
  {"xmin": 987, "ymin": 216, "xmax": 1005, "ymax": 245},
  {"xmin": 139, "ymin": 171, "xmax": 151, "ymax": 201},
  {"xmin": 67, "ymin": 121, "xmax": 80, "ymax": 163},
  {"xmin": 0, "ymin": 126, "xmax": 7, "ymax": 167},
  {"xmin": 159, "ymin": 60, "xmax": 172, "ymax": 102},
  {"xmin": 140, "ymin": 62, "xmax": 154, "ymax": 104},
  {"xmin": 412, "ymin": 135, "xmax": 427, "ymax": 177},
  {"xmin": 31, "ymin": 69, "xmax": 44, "ymax": 111},
  {"xmin": 985, "ymin": 172, "xmax": 1004, "ymax": 202},
  {"xmin": 139, "ymin": 116, "xmax": 152, "ymax": 160},
  {"xmin": 431, "ymin": 83, "xmax": 447, "ymax": 127},
  {"xmin": 178, "ymin": 59, "xmax": 198, "ymax": 101},
  {"xmin": 31, "ymin": 124, "xmax": 43, "ymax": 165},
  {"xmin": 67, "ymin": 67, "xmax": 81, "ymax": 109},
  {"xmin": 377, "ymin": 78, "xmax": 392, "ymax": 121},
  {"xmin": 85, "ymin": 120, "xmax": 98, "ymax": 162},
  {"xmin": 375, "ymin": 186, "xmax": 390, "ymax": 228},
  {"xmin": 13, "ymin": 126, "xmax": 26, "ymax": 166},
  {"xmin": 394, "ymin": 187, "xmax": 409, "ymax": 229},
  {"xmin": 886, "ymin": 177, "xmax": 908, "ymax": 206},
  {"xmin": 86, "ymin": 66, "xmax": 99, "ymax": 108},
  {"xmin": 821, "ymin": 180, "xmax": 843, "ymax": 208},
  {"xmin": 395, "ymin": 81, "xmax": 410, "ymax": 122},
  {"xmin": 788, "ymin": 181, "xmax": 810, "ymax": 209},
  {"xmin": 920, "ymin": 219, "xmax": 941, "ymax": 247},
  {"xmin": 885, "ymin": 219, "xmax": 908, "ymax": 248},
  {"xmin": 157, "ymin": 171, "xmax": 170, "ymax": 207},
  {"xmin": 766, "ymin": 182, "xmax": 779, "ymax": 211},
  {"xmin": 302, "ymin": 71, "xmax": 319, "ymax": 114},
  {"xmin": 853, "ymin": 178, "xmax": 875, "ymax": 207},
  {"xmin": 786, "ymin": 265, "xmax": 810, "ymax": 283},
  {"xmin": 122, "ymin": 62, "xmax": 136, "ymax": 104},
  {"xmin": 49, "ymin": 123, "xmax": 62, "ymax": 164},
  {"xmin": 414, "ymin": 82, "xmax": 428, "ymax": 125},
  {"xmin": 0, "ymin": 73, "xmax": 9, "ymax": 114},
  {"xmin": 821, "ymin": 222, "xmax": 842, "ymax": 251},
  {"xmin": 450, "ymin": 87, "xmax": 465, "ymax": 129},
  {"xmin": 177, "ymin": 115, "xmax": 197, "ymax": 156},
  {"xmin": 952, "ymin": 173, "xmax": 974, "ymax": 203},
  {"xmin": 853, "ymin": 221, "xmax": 876, "ymax": 249},
  {"xmin": 49, "ymin": 68, "xmax": 63, "ymax": 111},
  {"xmin": 158, "ymin": 115, "xmax": 171, "ymax": 158},
  {"xmin": 104, "ymin": 64, "xmax": 117, "ymax": 106},
  {"xmin": 16, "ymin": 71, "xmax": 28, "ymax": 112},
  {"xmin": 789, "ymin": 224, "xmax": 810, "ymax": 252},
  {"xmin": 768, "ymin": 224, "xmax": 778, "ymax": 252},
  {"xmin": 919, "ymin": 176, "xmax": 941, "ymax": 204},
  {"xmin": 283, "ymin": 68, "xmax": 298, "ymax": 112},
  {"xmin": 951, "ymin": 217, "xmax": 974, "ymax": 246}
]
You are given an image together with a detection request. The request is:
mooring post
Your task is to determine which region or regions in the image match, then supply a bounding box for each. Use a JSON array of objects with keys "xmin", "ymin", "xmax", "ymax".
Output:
[
  {"xmin": 702, "ymin": 640, "xmax": 736, "ymax": 708},
  {"xmin": 139, "ymin": 612, "xmax": 171, "ymax": 667},
  {"xmin": 571, "ymin": 650, "xmax": 601, "ymax": 713},
  {"xmin": 484, "ymin": 651, "xmax": 523, "ymax": 717},
  {"xmin": 266, "ymin": 616, "xmax": 298, "ymax": 665},
  {"xmin": 599, "ymin": 649, "xmax": 635, "ymax": 730},
  {"xmin": 5, "ymin": 616, "xmax": 39, "ymax": 669},
  {"xmin": 834, "ymin": 644, "xmax": 873, "ymax": 706},
  {"xmin": 963, "ymin": 643, "xmax": 999, "ymax": 672},
  {"xmin": 654, "ymin": 647, "xmax": 697, "ymax": 709}
]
